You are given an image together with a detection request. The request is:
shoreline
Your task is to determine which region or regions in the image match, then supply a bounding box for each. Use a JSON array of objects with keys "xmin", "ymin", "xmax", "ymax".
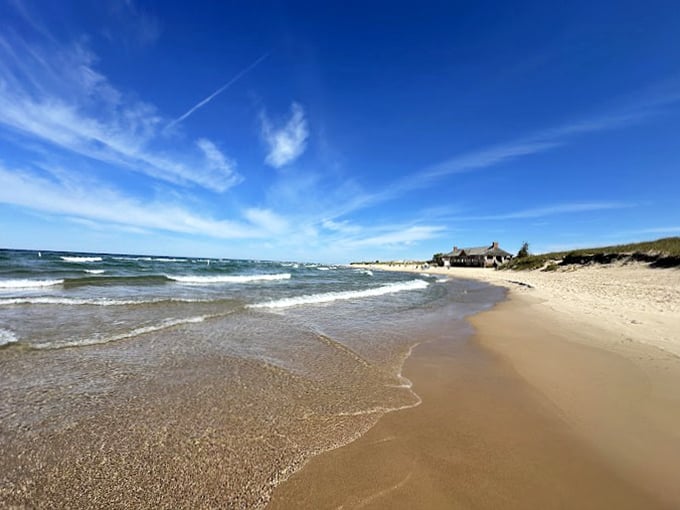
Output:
[
  {"xmin": 1, "ymin": 266, "xmax": 496, "ymax": 508},
  {"xmin": 269, "ymin": 263, "xmax": 680, "ymax": 508}
]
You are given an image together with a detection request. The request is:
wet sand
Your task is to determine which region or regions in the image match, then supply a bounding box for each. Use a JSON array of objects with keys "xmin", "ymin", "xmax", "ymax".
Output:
[{"xmin": 269, "ymin": 280, "xmax": 680, "ymax": 508}]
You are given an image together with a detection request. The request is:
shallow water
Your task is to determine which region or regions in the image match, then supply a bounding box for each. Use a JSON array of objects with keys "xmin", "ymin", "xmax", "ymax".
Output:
[{"xmin": 0, "ymin": 249, "xmax": 504, "ymax": 507}]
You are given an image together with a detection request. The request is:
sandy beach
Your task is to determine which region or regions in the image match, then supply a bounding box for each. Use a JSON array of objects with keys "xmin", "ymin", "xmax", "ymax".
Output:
[{"xmin": 269, "ymin": 263, "xmax": 680, "ymax": 508}]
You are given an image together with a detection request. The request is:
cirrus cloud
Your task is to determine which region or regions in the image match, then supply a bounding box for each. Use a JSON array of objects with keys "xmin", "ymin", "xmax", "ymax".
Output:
[
  {"xmin": 261, "ymin": 102, "xmax": 309, "ymax": 168},
  {"xmin": 0, "ymin": 31, "xmax": 241, "ymax": 192}
]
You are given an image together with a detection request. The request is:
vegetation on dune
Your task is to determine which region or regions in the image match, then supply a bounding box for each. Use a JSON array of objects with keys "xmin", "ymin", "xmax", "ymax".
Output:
[
  {"xmin": 503, "ymin": 237, "xmax": 680, "ymax": 271},
  {"xmin": 516, "ymin": 241, "xmax": 530, "ymax": 259}
]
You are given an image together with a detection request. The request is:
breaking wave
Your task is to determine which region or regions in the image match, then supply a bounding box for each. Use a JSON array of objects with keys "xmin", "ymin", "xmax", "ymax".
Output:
[
  {"xmin": 60, "ymin": 256, "xmax": 103, "ymax": 263},
  {"xmin": 167, "ymin": 273, "xmax": 291, "ymax": 284},
  {"xmin": 248, "ymin": 279, "xmax": 429, "ymax": 309},
  {"xmin": 0, "ymin": 279, "xmax": 64, "ymax": 289},
  {"xmin": 0, "ymin": 296, "xmax": 223, "ymax": 307},
  {"xmin": 0, "ymin": 328, "xmax": 18, "ymax": 347}
]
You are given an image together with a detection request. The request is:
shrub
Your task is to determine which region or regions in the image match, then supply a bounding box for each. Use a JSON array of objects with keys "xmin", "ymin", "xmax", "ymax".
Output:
[{"xmin": 517, "ymin": 241, "xmax": 530, "ymax": 258}]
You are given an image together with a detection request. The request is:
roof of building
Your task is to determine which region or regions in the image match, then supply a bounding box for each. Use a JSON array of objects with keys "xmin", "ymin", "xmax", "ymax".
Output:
[{"xmin": 444, "ymin": 243, "xmax": 512, "ymax": 258}]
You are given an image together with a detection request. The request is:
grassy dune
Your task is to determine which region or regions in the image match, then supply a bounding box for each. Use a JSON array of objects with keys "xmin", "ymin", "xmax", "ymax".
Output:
[{"xmin": 505, "ymin": 237, "xmax": 680, "ymax": 271}]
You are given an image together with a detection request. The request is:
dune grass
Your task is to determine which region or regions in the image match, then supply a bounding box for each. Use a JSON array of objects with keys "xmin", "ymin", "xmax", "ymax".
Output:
[{"xmin": 504, "ymin": 237, "xmax": 680, "ymax": 271}]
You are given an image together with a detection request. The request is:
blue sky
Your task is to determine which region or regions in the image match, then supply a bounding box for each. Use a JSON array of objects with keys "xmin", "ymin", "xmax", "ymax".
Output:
[{"xmin": 1, "ymin": 0, "xmax": 679, "ymax": 262}]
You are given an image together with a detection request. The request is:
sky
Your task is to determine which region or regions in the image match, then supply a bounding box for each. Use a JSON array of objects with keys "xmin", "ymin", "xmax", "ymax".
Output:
[{"xmin": 1, "ymin": 0, "xmax": 679, "ymax": 263}]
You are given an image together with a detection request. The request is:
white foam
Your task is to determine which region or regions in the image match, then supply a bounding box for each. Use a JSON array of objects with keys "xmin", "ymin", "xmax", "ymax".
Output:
[
  {"xmin": 84, "ymin": 269, "xmax": 106, "ymax": 274},
  {"xmin": 40, "ymin": 316, "xmax": 208, "ymax": 349},
  {"xmin": 248, "ymin": 279, "xmax": 429, "ymax": 309},
  {"xmin": 357, "ymin": 269, "xmax": 374, "ymax": 276},
  {"xmin": 60, "ymin": 256, "xmax": 103, "ymax": 263},
  {"xmin": 0, "ymin": 328, "xmax": 18, "ymax": 346},
  {"xmin": 336, "ymin": 399, "xmax": 422, "ymax": 416},
  {"xmin": 0, "ymin": 279, "xmax": 63, "ymax": 289},
  {"xmin": 167, "ymin": 273, "xmax": 291, "ymax": 284},
  {"xmin": 317, "ymin": 267, "xmax": 331, "ymax": 271},
  {"xmin": 152, "ymin": 258, "xmax": 185, "ymax": 262},
  {"xmin": 0, "ymin": 296, "xmax": 213, "ymax": 307}
]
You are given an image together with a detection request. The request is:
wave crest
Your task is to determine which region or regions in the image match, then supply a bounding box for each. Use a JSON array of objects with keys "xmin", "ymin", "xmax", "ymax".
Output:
[
  {"xmin": 60, "ymin": 256, "xmax": 103, "ymax": 263},
  {"xmin": 0, "ymin": 279, "xmax": 63, "ymax": 289},
  {"xmin": 248, "ymin": 279, "xmax": 428, "ymax": 309},
  {"xmin": 0, "ymin": 296, "xmax": 222, "ymax": 307},
  {"xmin": 167, "ymin": 273, "xmax": 291, "ymax": 284}
]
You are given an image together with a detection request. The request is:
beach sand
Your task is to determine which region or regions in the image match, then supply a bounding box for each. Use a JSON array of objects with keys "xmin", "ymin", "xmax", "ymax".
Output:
[{"xmin": 269, "ymin": 263, "xmax": 680, "ymax": 508}]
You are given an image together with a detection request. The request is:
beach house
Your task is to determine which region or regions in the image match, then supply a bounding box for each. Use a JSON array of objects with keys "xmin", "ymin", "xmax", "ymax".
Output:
[{"xmin": 441, "ymin": 241, "xmax": 513, "ymax": 268}]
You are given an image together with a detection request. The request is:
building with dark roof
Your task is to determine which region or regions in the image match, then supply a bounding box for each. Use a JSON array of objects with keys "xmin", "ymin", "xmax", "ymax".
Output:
[{"xmin": 441, "ymin": 241, "xmax": 513, "ymax": 268}]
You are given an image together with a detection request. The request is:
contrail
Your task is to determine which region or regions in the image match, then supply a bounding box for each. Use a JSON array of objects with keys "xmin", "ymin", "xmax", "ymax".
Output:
[{"xmin": 167, "ymin": 52, "xmax": 269, "ymax": 129}]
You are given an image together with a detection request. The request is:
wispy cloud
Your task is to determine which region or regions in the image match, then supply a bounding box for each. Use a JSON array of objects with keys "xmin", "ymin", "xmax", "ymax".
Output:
[
  {"xmin": 167, "ymin": 52, "xmax": 269, "ymax": 129},
  {"xmin": 0, "ymin": 164, "xmax": 259, "ymax": 239},
  {"xmin": 243, "ymin": 208, "xmax": 289, "ymax": 234},
  {"xmin": 195, "ymin": 139, "xmax": 242, "ymax": 189},
  {"xmin": 419, "ymin": 141, "xmax": 561, "ymax": 182},
  {"xmin": 65, "ymin": 216, "xmax": 151, "ymax": 236},
  {"xmin": 261, "ymin": 102, "xmax": 309, "ymax": 168},
  {"xmin": 321, "ymin": 219, "xmax": 361, "ymax": 234},
  {"xmin": 345, "ymin": 225, "xmax": 445, "ymax": 247},
  {"xmin": 419, "ymin": 91, "xmax": 680, "ymax": 186},
  {"xmin": 6, "ymin": 0, "xmax": 58, "ymax": 44},
  {"xmin": 336, "ymin": 91, "xmax": 680, "ymax": 217},
  {"xmin": 307, "ymin": 201, "xmax": 630, "ymax": 257},
  {"xmin": 0, "ymin": 31, "xmax": 241, "ymax": 192},
  {"xmin": 463, "ymin": 201, "xmax": 633, "ymax": 221}
]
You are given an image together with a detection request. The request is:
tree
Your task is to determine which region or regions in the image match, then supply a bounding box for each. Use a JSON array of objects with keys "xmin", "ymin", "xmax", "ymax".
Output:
[
  {"xmin": 432, "ymin": 253, "xmax": 444, "ymax": 266},
  {"xmin": 517, "ymin": 242, "xmax": 530, "ymax": 258}
]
